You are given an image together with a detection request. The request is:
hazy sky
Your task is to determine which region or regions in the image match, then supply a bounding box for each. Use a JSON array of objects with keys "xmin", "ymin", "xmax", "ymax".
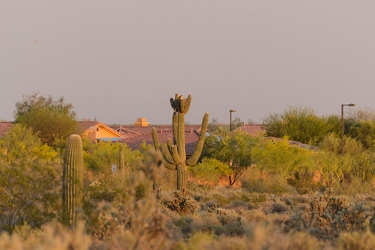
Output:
[{"xmin": 1, "ymin": 1, "xmax": 375, "ymax": 125}]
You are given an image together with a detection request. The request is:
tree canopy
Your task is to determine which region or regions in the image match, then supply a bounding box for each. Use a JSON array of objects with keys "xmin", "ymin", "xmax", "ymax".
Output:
[
  {"xmin": 263, "ymin": 106, "xmax": 334, "ymax": 145},
  {"xmin": 14, "ymin": 92, "xmax": 78, "ymax": 146},
  {"xmin": 0, "ymin": 124, "xmax": 61, "ymax": 232},
  {"xmin": 252, "ymin": 136, "xmax": 313, "ymax": 181},
  {"xmin": 348, "ymin": 120, "xmax": 375, "ymax": 149},
  {"xmin": 203, "ymin": 128, "xmax": 255, "ymax": 185}
]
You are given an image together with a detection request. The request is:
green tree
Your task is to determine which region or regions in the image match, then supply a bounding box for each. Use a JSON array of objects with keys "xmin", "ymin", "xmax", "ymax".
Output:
[
  {"xmin": 203, "ymin": 128, "xmax": 254, "ymax": 186},
  {"xmin": 319, "ymin": 133, "xmax": 341, "ymax": 155},
  {"xmin": 0, "ymin": 124, "xmax": 61, "ymax": 233},
  {"xmin": 231, "ymin": 117, "xmax": 244, "ymax": 130},
  {"xmin": 348, "ymin": 120, "xmax": 375, "ymax": 149},
  {"xmin": 319, "ymin": 133, "xmax": 363, "ymax": 155},
  {"xmin": 14, "ymin": 92, "xmax": 78, "ymax": 146},
  {"xmin": 252, "ymin": 136, "xmax": 313, "ymax": 181},
  {"xmin": 263, "ymin": 106, "xmax": 333, "ymax": 145},
  {"xmin": 208, "ymin": 118, "xmax": 221, "ymax": 133},
  {"xmin": 325, "ymin": 115, "xmax": 342, "ymax": 136},
  {"xmin": 86, "ymin": 141, "xmax": 119, "ymax": 173},
  {"xmin": 312, "ymin": 151, "xmax": 348, "ymax": 186},
  {"xmin": 85, "ymin": 141, "xmax": 150, "ymax": 173},
  {"xmin": 349, "ymin": 151, "xmax": 375, "ymax": 183},
  {"xmin": 346, "ymin": 106, "xmax": 375, "ymax": 122}
]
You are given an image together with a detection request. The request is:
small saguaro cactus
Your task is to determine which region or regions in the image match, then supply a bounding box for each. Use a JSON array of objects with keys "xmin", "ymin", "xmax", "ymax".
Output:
[
  {"xmin": 119, "ymin": 143, "xmax": 125, "ymax": 170},
  {"xmin": 62, "ymin": 134, "xmax": 84, "ymax": 226},
  {"xmin": 152, "ymin": 93, "xmax": 209, "ymax": 190}
]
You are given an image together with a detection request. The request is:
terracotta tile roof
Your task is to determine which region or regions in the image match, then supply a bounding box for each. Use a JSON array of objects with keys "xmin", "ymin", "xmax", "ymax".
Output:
[
  {"xmin": 77, "ymin": 120, "xmax": 100, "ymax": 134},
  {"xmin": 113, "ymin": 124, "xmax": 202, "ymax": 135},
  {"xmin": 120, "ymin": 127, "xmax": 202, "ymax": 156},
  {"xmin": 0, "ymin": 122, "xmax": 13, "ymax": 137},
  {"xmin": 234, "ymin": 124, "xmax": 265, "ymax": 136},
  {"xmin": 113, "ymin": 127, "xmax": 141, "ymax": 139}
]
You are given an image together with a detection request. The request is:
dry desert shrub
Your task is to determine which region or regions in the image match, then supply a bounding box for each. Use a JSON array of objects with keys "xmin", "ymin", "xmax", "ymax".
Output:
[
  {"xmin": 189, "ymin": 212, "xmax": 224, "ymax": 236},
  {"xmin": 266, "ymin": 231, "xmax": 326, "ymax": 250},
  {"xmin": 170, "ymin": 205, "xmax": 245, "ymax": 238},
  {"xmin": 88, "ymin": 150, "xmax": 168, "ymax": 250},
  {"xmin": 0, "ymin": 221, "xmax": 91, "ymax": 250},
  {"xmin": 245, "ymin": 224, "xmax": 326, "ymax": 250},
  {"xmin": 285, "ymin": 191, "xmax": 373, "ymax": 241},
  {"xmin": 240, "ymin": 208, "xmax": 268, "ymax": 223},
  {"xmin": 335, "ymin": 230, "xmax": 375, "ymax": 250},
  {"xmin": 160, "ymin": 190, "xmax": 200, "ymax": 215},
  {"xmin": 333, "ymin": 177, "xmax": 375, "ymax": 196}
]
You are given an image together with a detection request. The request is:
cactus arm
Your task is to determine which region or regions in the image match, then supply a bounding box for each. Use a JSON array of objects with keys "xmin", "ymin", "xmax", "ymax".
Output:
[
  {"xmin": 167, "ymin": 138, "xmax": 181, "ymax": 164},
  {"xmin": 163, "ymin": 162, "xmax": 177, "ymax": 170},
  {"xmin": 152, "ymin": 127, "xmax": 177, "ymax": 169},
  {"xmin": 159, "ymin": 143, "xmax": 175, "ymax": 164},
  {"xmin": 162, "ymin": 160, "xmax": 177, "ymax": 170},
  {"xmin": 187, "ymin": 113, "xmax": 209, "ymax": 166},
  {"xmin": 183, "ymin": 94, "xmax": 192, "ymax": 114},
  {"xmin": 179, "ymin": 94, "xmax": 191, "ymax": 114},
  {"xmin": 152, "ymin": 128, "xmax": 161, "ymax": 149},
  {"xmin": 166, "ymin": 138, "xmax": 174, "ymax": 155}
]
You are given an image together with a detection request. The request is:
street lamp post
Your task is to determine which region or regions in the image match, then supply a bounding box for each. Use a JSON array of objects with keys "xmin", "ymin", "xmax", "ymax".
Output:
[
  {"xmin": 341, "ymin": 103, "xmax": 355, "ymax": 155},
  {"xmin": 230, "ymin": 109, "xmax": 236, "ymax": 131}
]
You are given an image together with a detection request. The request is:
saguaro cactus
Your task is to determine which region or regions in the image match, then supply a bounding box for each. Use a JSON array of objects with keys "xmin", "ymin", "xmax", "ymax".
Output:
[
  {"xmin": 62, "ymin": 134, "xmax": 84, "ymax": 226},
  {"xmin": 119, "ymin": 143, "xmax": 125, "ymax": 170},
  {"xmin": 152, "ymin": 94, "xmax": 209, "ymax": 190}
]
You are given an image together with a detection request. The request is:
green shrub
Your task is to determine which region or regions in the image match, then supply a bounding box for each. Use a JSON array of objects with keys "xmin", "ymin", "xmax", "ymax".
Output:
[
  {"xmin": 0, "ymin": 124, "xmax": 61, "ymax": 233},
  {"xmin": 188, "ymin": 158, "xmax": 232, "ymax": 189},
  {"xmin": 135, "ymin": 182, "xmax": 148, "ymax": 201},
  {"xmin": 87, "ymin": 181, "xmax": 116, "ymax": 202}
]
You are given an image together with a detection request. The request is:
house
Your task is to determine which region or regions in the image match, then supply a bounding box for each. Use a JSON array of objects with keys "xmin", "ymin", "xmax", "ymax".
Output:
[
  {"xmin": 0, "ymin": 120, "xmax": 123, "ymax": 143},
  {"xmin": 0, "ymin": 117, "xmax": 206, "ymax": 157},
  {"xmin": 78, "ymin": 120, "xmax": 123, "ymax": 142},
  {"xmin": 113, "ymin": 118, "xmax": 153, "ymax": 139},
  {"xmin": 0, "ymin": 122, "xmax": 13, "ymax": 138},
  {"xmin": 119, "ymin": 125, "xmax": 204, "ymax": 157},
  {"xmin": 110, "ymin": 117, "xmax": 205, "ymax": 157}
]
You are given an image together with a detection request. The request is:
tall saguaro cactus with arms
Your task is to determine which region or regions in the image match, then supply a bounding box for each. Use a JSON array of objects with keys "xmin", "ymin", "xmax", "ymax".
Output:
[{"xmin": 152, "ymin": 94, "xmax": 209, "ymax": 190}]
